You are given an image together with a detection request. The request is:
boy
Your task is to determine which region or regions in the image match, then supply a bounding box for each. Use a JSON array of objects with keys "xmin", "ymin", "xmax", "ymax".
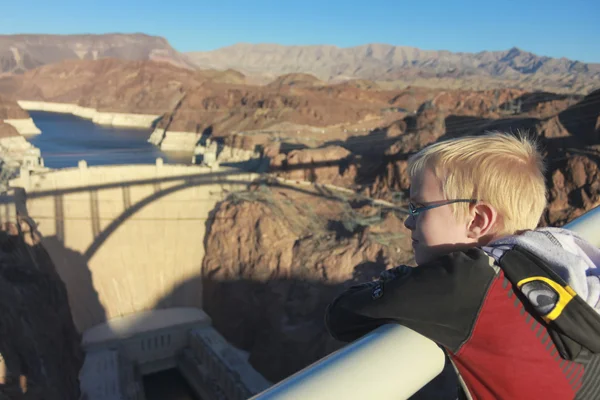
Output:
[{"xmin": 325, "ymin": 132, "xmax": 600, "ymax": 399}]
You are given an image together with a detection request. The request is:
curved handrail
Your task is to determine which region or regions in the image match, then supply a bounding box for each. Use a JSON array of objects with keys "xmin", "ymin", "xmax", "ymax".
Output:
[
  {"xmin": 251, "ymin": 204, "xmax": 600, "ymax": 400},
  {"xmin": 249, "ymin": 324, "xmax": 445, "ymax": 400},
  {"xmin": 563, "ymin": 204, "xmax": 600, "ymax": 248}
]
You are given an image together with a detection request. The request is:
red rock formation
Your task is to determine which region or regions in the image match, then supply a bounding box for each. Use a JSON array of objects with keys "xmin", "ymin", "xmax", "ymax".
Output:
[
  {"xmin": 0, "ymin": 122, "xmax": 19, "ymax": 138},
  {"xmin": 266, "ymin": 73, "xmax": 323, "ymax": 89},
  {"xmin": 270, "ymin": 146, "xmax": 357, "ymax": 186},
  {"xmin": 545, "ymin": 151, "xmax": 600, "ymax": 226},
  {"xmin": 0, "ymin": 58, "xmax": 404, "ymax": 136},
  {"xmin": 536, "ymin": 116, "xmax": 570, "ymax": 138},
  {"xmin": 431, "ymin": 88, "xmax": 524, "ymax": 117},
  {"xmin": 0, "ymin": 59, "xmax": 205, "ymax": 115},
  {"xmin": 0, "ymin": 95, "xmax": 29, "ymax": 120},
  {"xmin": 202, "ymin": 186, "xmax": 413, "ymax": 381},
  {"xmin": 366, "ymin": 91, "xmax": 600, "ymax": 225}
]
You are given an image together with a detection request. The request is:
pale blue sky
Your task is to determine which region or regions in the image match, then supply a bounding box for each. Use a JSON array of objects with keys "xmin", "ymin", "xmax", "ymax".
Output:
[{"xmin": 1, "ymin": 0, "xmax": 599, "ymax": 62}]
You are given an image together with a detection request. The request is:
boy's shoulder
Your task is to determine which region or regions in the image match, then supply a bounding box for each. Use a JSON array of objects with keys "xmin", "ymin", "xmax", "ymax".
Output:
[{"xmin": 419, "ymin": 247, "xmax": 500, "ymax": 273}]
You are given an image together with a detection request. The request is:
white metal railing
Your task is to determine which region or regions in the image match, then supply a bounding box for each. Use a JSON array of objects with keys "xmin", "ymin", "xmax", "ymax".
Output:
[
  {"xmin": 563, "ymin": 205, "xmax": 600, "ymax": 248},
  {"xmin": 250, "ymin": 324, "xmax": 445, "ymax": 400},
  {"xmin": 251, "ymin": 204, "xmax": 600, "ymax": 400}
]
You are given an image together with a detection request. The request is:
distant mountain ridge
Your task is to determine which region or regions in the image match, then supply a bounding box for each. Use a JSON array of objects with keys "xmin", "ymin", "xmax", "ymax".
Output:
[
  {"xmin": 1, "ymin": 33, "xmax": 598, "ymax": 94},
  {"xmin": 0, "ymin": 33, "xmax": 196, "ymax": 74},
  {"xmin": 186, "ymin": 43, "xmax": 600, "ymax": 92}
]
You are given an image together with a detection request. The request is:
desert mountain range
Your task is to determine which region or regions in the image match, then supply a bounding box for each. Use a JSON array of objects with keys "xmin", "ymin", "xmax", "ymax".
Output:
[
  {"xmin": 187, "ymin": 43, "xmax": 600, "ymax": 92},
  {"xmin": 1, "ymin": 34, "xmax": 599, "ymax": 94},
  {"xmin": 0, "ymin": 33, "xmax": 196, "ymax": 75}
]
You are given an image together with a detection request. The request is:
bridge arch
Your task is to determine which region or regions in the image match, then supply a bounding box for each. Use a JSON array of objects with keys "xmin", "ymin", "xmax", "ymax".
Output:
[{"xmin": 10, "ymin": 162, "xmax": 257, "ymax": 332}]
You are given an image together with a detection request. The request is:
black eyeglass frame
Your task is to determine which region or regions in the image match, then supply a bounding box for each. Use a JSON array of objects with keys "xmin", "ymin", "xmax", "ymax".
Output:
[{"xmin": 408, "ymin": 199, "xmax": 478, "ymax": 217}]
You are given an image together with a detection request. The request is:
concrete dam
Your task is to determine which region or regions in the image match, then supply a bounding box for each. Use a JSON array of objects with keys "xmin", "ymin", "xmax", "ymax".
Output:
[{"xmin": 3, "ymin": 160, "xmax": 271, "ymax": 399}]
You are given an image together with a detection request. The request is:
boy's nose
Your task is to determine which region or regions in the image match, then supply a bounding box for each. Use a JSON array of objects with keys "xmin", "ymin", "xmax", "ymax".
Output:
[{"xmin": 404, "ymin": 214, "xmax": 415, "ymax": 230}]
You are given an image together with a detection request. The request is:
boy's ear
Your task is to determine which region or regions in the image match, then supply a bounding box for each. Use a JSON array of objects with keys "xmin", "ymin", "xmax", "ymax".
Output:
[{"xmin": 466, "ymin": 202, "xmax": 498, "ymax": 239}]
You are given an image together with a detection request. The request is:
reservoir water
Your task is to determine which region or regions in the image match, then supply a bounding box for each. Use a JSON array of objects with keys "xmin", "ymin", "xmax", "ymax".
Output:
[{"xmin": 26, "ymin": 111, "xmax": 192, "ymax": 169}]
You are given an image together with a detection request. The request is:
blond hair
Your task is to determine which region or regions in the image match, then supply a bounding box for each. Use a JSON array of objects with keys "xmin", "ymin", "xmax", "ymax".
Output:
[{"xmin": 407, "ymin": 131, "xmax": 547, "ymax": 235}]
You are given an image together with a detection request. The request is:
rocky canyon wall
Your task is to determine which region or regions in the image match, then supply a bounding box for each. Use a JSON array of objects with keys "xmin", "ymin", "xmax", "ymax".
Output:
[{"xmin": 0, "ymin": 215, "xmax": 83, "ymax": 399}]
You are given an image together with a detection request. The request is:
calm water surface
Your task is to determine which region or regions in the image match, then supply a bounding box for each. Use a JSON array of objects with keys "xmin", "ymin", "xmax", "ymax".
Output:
[{"xmin": 27, "ymin": 111, "xmax": 192, "ymax": 168}]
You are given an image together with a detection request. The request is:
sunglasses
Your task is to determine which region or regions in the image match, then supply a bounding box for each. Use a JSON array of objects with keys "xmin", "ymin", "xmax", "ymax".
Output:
[{"xmin": 408, "ymin": 199, "xmax": 478, "ymax": 217}]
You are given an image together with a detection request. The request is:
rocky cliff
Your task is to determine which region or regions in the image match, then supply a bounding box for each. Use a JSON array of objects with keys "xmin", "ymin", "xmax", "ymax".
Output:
[
  {"xmin": 0, "ymin": 217, "xmax": 83, "ymax": 399},
  {"xmin": 354, "ymin": 89, "xmax": 600, "ymax": 227},
  {"xmin": 202, "ymin": 185, "xmax": 413, "ymax": 379},
  {"xmin": 0, "ymin": 96, "xmax": 41, "ymax": 135},
  {"xmin": 0, "ymin": 58, "xmax": 204, "ymax": 115},
  {"xmin": 0, "ymin": 96, "xmax": 29, "ymax": 120},
  {"xmin": 269, "ymin": 146, "xmax": 358, "ymax": 187},
  {"xmin": 0, "ymin": 58, "xmax": 404, "ymax": 135},
  {"xmin": 4, "ymin": 58, "xmax": 587, "ymax": 153},
  {"xmin": 0, "ymin": 122, "xmax": 19, "ymax": 139}
]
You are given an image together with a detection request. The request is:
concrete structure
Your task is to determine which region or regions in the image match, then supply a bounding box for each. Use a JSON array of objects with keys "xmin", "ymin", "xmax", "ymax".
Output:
[
  {"xmin": 18, "ymin": 101, "xmax": 161, "ymax": 129},
  {"xmin": 5, "ymin": 161, "xmax": 269, "ymax": 399},
  {"xmin": 82, "ymin": 308, "xmax": 212, "ymax": 375},
  {"xmin": 149, "ymin": 129, "xmax": 202, "ymax": 152},
  {"xmin": 0, "ymin": 136, "xmax": 45, "ymax": 173},
  {"xmin": 10, "ymin": 160, "xmax": 258, "ymax": 332},
  {"xmin": 3, "ymin": 118, "xmax": 42, "ymax": 135},
  {"xmin": 79, "ymin": 308, "xmax": 270, "ymax": 400}
]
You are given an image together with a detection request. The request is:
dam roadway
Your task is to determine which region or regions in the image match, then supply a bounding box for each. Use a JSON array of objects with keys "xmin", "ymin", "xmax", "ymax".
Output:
[{"xmin": 4, "ymin": 161, "xmax": 271, "ymax": 399}]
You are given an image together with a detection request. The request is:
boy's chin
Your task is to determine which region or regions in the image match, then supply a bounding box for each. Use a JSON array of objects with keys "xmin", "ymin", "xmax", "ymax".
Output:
[{"xmin": 414, "ymin": 251, "xmax": 435, "ymax": 266}]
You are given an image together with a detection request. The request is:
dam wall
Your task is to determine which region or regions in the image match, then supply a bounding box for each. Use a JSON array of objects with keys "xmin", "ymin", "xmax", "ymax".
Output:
[
  {"xmin": 149, "ymin": 128, "xmax": 202, "ymax": 152},
  {"xmin": 10, "ymin": 161, "xmax": 258, "ymax": 332}
]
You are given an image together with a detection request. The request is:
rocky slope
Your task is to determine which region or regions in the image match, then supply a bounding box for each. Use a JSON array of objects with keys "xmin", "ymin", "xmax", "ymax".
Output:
[
  {"xmin": 0, "ymin": 122, "xmax": 19, "ymax": 139},
  {"xmin": 269, "ymin": 145, "xmax": 357, "ymax": 186},
  {"xmin": 0, "ymin": 33, "xmax": 195, "ymax": 75},
  {"xmin": 0, "ymin": 58, "xmax": 206, "ymax": 115},
  {"xmin": 0, "ymin": 95, "xmax": 29, "ymax": 120},
  {"xmin": 202, "ymin": 185, "xmax": 414, "ymax": 380},
  {"xmin": 0, "ymin": 217, "xmax": 83, "ymax": 399},
  {"xmin": 273, "ymin": 88, "xmax": 600, "ymax": 228},
  {"xmin": 187, "ymin": 43, "xmax": 600, "ymax": 94},
  {"xmin": 4, "ymin": 57, "xmax": 584, "ymax": 152},
  {"xmin": 0, "ymin": 95, "xmax": 41, "ymax": 138},
  {"xmin": 0, "ymin": 58, "xmax": 417, "ymax": 138}
]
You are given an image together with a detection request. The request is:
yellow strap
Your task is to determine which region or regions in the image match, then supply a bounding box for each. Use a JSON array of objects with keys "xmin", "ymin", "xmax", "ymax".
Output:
[{"xmin": 517, "ymin": 276, "xmax": 576, "ymax": 322}]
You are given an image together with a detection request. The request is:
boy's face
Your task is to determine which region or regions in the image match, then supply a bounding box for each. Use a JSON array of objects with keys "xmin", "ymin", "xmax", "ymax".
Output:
[{"xmin": 404, "ymin": 168, "xmax": 477, "ymax": 265}]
